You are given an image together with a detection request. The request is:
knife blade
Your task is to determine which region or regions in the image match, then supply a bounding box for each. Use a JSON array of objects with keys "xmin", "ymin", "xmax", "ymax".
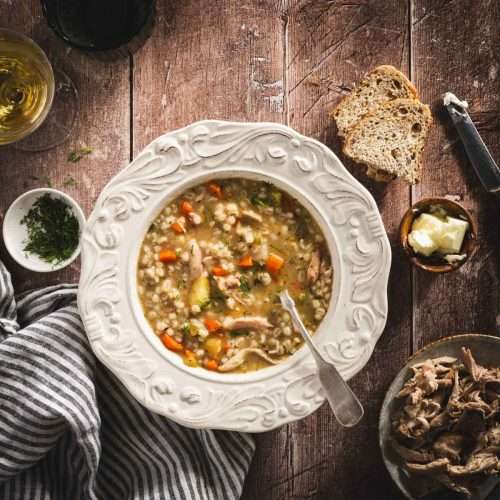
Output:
[{"xmin": 443, "ymin": 92, "xmax": 500, "ymax": 194}]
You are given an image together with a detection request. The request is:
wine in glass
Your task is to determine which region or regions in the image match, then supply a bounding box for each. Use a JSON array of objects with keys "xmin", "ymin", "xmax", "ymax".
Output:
[
  {"xmin": 0, "ymin": 29, "xmax": 55, "ymax": 146},
  {"xmin": 0, "ymin": 28, "xmax": 78, "ymax": 152}
]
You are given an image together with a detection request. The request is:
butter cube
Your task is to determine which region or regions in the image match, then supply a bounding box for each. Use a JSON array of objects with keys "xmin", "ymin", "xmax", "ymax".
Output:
[
  {"xmin": 408, "ymin": 230, "xmax": 438, "ymax": 257},
  {"xmin": 445, "ymin": 216, "xmax": 469, "ymax": 233},
  {"xmin": 412, "ymin": 213, "xmax": 444, "ymax": 237},
  {"xmin": 438, "ymin": 216, "xmax": 469, "ymax": 254}
]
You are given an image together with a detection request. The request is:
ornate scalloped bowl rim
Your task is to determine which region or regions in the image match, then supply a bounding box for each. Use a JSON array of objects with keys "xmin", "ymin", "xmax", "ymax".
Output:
[{"xmin": 78, "ymin": 120, "xmax": 392, "ymax": 432}]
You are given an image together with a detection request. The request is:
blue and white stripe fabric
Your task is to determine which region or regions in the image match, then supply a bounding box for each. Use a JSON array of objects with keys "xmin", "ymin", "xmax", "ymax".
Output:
[{"xmin": 0, "ymin": 260, "xmax": 255, "ymax": 499}]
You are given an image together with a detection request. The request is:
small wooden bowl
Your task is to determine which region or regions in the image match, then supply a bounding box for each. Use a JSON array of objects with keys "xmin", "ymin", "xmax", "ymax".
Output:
[{"xmin": 399, "ymin": 197, "xmax": 477, "ymax": 273}]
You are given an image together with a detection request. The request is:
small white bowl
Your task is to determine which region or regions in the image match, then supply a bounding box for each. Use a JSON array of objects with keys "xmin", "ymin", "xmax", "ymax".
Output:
[{"xmin": 3, "ymin": 188, "xmax": 85, "ymax": 272}]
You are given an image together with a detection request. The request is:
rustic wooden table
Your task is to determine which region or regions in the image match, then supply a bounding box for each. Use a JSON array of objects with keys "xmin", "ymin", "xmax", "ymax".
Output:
[{"xmin": 1, "ymin": 1, "xmax": 499, "ymax": 499}]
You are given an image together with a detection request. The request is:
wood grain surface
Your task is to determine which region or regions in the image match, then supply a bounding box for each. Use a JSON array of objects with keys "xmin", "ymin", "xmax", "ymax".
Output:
[
  {"xmin": 0, "ymin": 1, "xmax": 498, "ymax": 499},
  {"xmin": 411, "ymin": 0, "xmax": 500, "ymax": 349},
  {"xmin": 243, "ymin": 2, "xmax": 412, "ymax": 499},
  {"xmin": 0, "ymin": 1, "xmax": 130, "ymax": 291}
]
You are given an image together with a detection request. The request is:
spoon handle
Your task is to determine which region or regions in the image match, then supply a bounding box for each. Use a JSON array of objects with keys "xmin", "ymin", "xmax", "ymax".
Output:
[
  {"xmin": 318, "ymin": 363, "xmax": 365, "ymax": 427},
  {"xmin": 284, "ymin": 296, "xmax": 364, "ymax": 427},
  {"xmin": 286, "ymin": 301, "xmax": 326, "ymax": 363}
]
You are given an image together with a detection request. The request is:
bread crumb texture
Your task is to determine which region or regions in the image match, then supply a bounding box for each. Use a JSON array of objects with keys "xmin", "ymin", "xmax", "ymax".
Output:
[
  {"xmin": 343, "ymin": 99, "xmax": 432, "ymax": 184},
  {"xmin": 331, "ymin": 65, "xmax": 431, "ymax": 184},
  {"xmin": 332, "ymin": 65, "xmax": 417, "ymax": 138}
]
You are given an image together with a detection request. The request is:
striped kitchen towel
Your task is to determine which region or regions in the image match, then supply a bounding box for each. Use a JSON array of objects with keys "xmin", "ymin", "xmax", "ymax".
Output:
[{"xmin": 0, "ymin": 260, "xmax": 255, "ymax": 500}]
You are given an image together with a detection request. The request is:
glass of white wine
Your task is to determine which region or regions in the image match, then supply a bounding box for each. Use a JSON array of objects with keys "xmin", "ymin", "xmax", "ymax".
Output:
[{"xmin": 0, "ymin": 29, "xmax": 55, "ymax": 147}]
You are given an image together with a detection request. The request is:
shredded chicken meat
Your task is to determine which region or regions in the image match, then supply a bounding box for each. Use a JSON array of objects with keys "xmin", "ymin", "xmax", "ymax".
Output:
[
  {"xmin": 391, "ymin": 347, "xmax": 500, "ymax": 498},
  {"xmin": 188, "ymin": 239, "xmax": 203, "ymax": 280}
]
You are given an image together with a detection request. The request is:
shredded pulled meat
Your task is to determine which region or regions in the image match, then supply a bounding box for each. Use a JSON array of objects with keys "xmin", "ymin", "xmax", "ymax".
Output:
[
  {"xmin": 222, "ymin": 316, "xmax": 273, "ymax": 331},
  {"xmin": 391, "ymin": 348, "xmax": 500, "ymax": 498},
  {"xmin": 306, "ymin": 250, "xmax": 321, "ymax": 285},
  {"xmin": 188, "ymin": 240, "xmax": 203, "ymax": 280}
]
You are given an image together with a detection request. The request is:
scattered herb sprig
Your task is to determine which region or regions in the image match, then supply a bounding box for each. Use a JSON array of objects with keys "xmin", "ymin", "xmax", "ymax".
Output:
[
  {"xmin": 29, "ymin": 175, "xmax": 77, "ymax": 189},
  {"xmin": 21, "ymin": 193, "xmax": 80, "ymax": 265},
  {"xmin": 30, "ymin": 175, "xmax": 52, "ymax": 187},
  {"xmin": 68, "ymin": 146, "xmax": 92, "ymax": 163},
  {"xmin": 63, "ymin": 176, "xmax": 77, "ymax": 188}
]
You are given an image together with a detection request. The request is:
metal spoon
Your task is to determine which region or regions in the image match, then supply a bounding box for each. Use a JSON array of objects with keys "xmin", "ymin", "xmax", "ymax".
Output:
[{"xmin": 279, "ymin": 290, "xmax": 364, "ymax": 427}]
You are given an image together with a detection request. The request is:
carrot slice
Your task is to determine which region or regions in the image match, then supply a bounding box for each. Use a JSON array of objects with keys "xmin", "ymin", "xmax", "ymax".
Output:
[
  {"xmin": 212, "ymin": 266, "xmax": 229, "ymax": 277},
  {"xmin": 170, "ymin": 222, "xmax": 186, "ymax": 234},
  {"xmin": 266, "ymin": 253, "xmax": 284, "ymax": 274},
  {"xmin": 222, "ymin": 342, "xmax": 230, "ymax": 353},
  {"xmin": 204, "ymin": 318, "xmax": 222, "ymax": 333},
  {"xmin": 208, "ymin": 183, "xmax": 223, "ymax": 199},
  {"xmin": 204, "ymin": 358, "xmax": 219, "ymax": 371},
  {"xmin": 180, "ymin": 200, "xmax": 193, "ymax": 215},
  {"xmin": 238, "ymin": 255, "xmax": 253, "ymax": 268},
  {"xmin": 159, "ymin": 249, "xmax": 177, "ymax": 263},
  {"xmin": 161, "ymin": 334, "xmax": 183, "ymax": 352}
]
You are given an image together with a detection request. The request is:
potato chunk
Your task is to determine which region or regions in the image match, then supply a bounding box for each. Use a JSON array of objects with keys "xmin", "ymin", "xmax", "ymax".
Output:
[{"xmin": 189, "ymin": 275, "xmax": 210, "ymax": 307}]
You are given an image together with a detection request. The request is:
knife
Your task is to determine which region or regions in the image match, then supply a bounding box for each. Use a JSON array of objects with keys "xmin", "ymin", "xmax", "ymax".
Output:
[{"xmin": 443, "ymin": 92, "xmax": 500, "ymax": 195}]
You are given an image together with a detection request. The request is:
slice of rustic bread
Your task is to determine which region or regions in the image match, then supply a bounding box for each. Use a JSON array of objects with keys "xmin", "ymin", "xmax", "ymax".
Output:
[
  {"xmin": 331, "ymin": 65, "xmax": 417, "ymax": 137},
  {"xmin": 342, "ymin": 98, "xmax": 432, "ymax": 184}
]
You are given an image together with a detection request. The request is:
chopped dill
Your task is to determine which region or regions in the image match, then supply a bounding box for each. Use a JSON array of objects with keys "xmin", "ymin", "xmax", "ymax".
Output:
[
  {"xmin": 250, "ymin": 194, "xmax": 269, "ymax": 208},
  {"xmin": 21, "ymin": 193, "xmax": 80, "ymax": 265},
  {"xmin": 239, "ymin": 276, "xmax": 251, "ymax": 293}
]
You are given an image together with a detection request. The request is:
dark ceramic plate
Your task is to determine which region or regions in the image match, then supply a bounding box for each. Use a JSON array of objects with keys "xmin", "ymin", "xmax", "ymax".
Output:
[{"xmin": 379, "ymin": 334, "xmax": 500, "ymax": 500}]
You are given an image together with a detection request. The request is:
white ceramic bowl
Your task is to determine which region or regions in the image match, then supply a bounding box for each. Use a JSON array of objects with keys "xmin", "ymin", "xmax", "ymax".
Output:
[
  {"xmin": 78, "ymin": 120, "xmax": 392, "ymax": 431},
  {"xmin": 3, "ymin": 188, "xmax": 85, "ymax": 272}
]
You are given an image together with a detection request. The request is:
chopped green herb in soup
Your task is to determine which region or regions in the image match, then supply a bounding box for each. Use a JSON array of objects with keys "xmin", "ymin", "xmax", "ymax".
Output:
[{"xmin": 137, "ymin": 179, "xmax": 333, "ymax": 373}]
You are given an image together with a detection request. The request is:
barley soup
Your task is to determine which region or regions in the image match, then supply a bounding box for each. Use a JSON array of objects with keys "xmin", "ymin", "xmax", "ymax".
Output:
[{"xmin": 137, "ymin": 179, "xmax": 333, "ymax": 373}]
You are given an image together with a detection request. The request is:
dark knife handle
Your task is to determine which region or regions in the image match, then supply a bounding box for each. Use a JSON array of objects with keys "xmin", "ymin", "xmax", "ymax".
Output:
[{"xmin": 446, "ymin": 104, "xmax": 500, "ymax": 194}]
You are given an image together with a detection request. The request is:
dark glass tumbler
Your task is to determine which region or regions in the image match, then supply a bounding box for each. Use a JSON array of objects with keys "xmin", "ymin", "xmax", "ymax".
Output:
[{"xmin": 41, "ymin": 0, "xmax": 154, "ymax": 51}]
